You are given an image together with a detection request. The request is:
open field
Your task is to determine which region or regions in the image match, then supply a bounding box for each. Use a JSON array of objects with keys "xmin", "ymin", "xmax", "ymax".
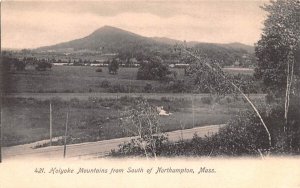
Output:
[
  {"xmin": 1, "ymin": 95, "xmax": 264, "ymax": 147},
  {"xmin": 5, "ymin": 65, "xmax": 254, "ymax": 93},
  {"xmin": 223, "ymin": 67, "xmax": 254, "ymax": 75},
  {"xmin": 4, "ymin": 92, "xmax": 266, "ymax": 101},
  {"xmin": 2, "ymin": 65, "xmax": 260, "ymax": 147},
  {"xmin": 5, "ymin": 66, "xmax": 166, "ymax": 93}
]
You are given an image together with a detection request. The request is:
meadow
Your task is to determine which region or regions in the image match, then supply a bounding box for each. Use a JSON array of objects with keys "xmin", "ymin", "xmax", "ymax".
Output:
[
  {"xmin": 5, "ymin": 65, "xmax": 253, "ymax": 93},
  {"xmin": 2, "ymin": 65, "xmax": 260, "ymax": 147},
  {"xmin": 6, "ymin": 66, "xmax": 165, "ymax": 93},
  {"xmin": 1, "ymin": 95, "xmax": 264, "ymax": 147}
]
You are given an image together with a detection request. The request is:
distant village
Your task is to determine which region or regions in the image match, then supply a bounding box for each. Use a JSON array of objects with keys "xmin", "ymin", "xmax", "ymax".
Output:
[{"xmin": 2, "ymin": 48, "xmax": 253, "ymax": 72}]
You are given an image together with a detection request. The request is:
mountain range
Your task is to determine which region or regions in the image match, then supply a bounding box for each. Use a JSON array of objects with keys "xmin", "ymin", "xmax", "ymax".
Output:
[
  {"xmin": 37, "ymin": 25, "xmax": 254, "ymax": 53},
  {"xmin": 37, "ymin": 26, "xmax": 255, "ymax": 66}
]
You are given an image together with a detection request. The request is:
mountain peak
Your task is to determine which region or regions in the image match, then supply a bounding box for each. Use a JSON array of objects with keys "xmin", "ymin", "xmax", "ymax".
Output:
[
  {"xmin": 37, "ymin": 25, "xmax": 153, "ymax": 52},
  {"xmin": 99, "ymin": 25, "xmax": 119, "ymax": 30},
  {"xmin": 86, "ymin": 25, "xmax": 142, "ymax": 40},
  {"xmin": 36, "ymin": 26, "xmax": 254, "ymax": 55},
  {"xmin": 92, "ymin": 25, "xmax": 129, "ymax": 34}
]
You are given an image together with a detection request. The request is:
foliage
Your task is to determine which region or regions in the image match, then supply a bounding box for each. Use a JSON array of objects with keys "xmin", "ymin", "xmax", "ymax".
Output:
[
  {"xmin": 95, "ymin": 68, "xmax": 103, "ymax": 72},
  {"xmin": 184, "ymin": 58, "xmax": 257, "ymax": 95},
  {"xmin": 184, "ymin": 59, "xmax": 230, "ymax": 94},
  {"xmin": 144, "ymin": 83, "xmax": 153, "ymax": 93},
  {"xmin": 117, "ymin": 98, "xmax": 167, "ymax": 158},
  {"xmin": 255, "ymin": 0, "xmax": 300, "ymax": 142},
  {"xmin": 192, "ymin": 43, "xmax": 255, "ymax": 67},
  {"xmin": 108, "ymin": 59, "xmax": 119, "ymax": 75},
  {"xmin": 100, "ymin": 80, "xmax": 111, "ymax": 88},
  {"xmin": 201, "ymin": 96, "xmax": 213, "ymax": 105},
  {"xmin": 2, "ymin": 55, "xmax": 26, "ymax": 71},
  {"xmin": 137, "ymin": 56, "xmax": 172, "ymax": 81},
  {"xmin": 254, "ymin": 0, "xmax": 300, "ymax": 97},
  {"xmin": 149, "ymin": 103, "xmax": 300, "ymax": 157},
  {"xmin": 35, "ymin": 61, "xmax": 52, "ymax": 71},
  {"xmin": 165, "ymin": 79, "xmax": 188, "ymax": 93},
  {"xmin": 1, "ymin": 55, "xmax": 13, "ymax": 93}
]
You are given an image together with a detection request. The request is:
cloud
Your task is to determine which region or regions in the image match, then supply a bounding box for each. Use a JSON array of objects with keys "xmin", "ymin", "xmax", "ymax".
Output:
[{"xmin": 1, "ymin": 1, "xmax": 267, "ymax": 49}]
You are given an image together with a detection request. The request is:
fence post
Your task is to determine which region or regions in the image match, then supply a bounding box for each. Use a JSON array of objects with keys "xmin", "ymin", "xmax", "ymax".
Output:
[
  {"xmin": 63, "ymin": 111, "xmax": 69, "ymax": 158},
  {"xmin": 50, "ymin": 102, "xmax": 52, "ymax": 146},
  {"xmin": 192, "ymin": 94, "xmax": 195, "ymax": 128},
  {"xmin": 0, "ymin": 107, "xmax": 2, "ymax": 163}
]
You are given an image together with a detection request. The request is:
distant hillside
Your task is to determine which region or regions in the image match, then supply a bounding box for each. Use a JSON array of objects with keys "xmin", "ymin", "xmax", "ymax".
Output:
[
  {"xmin": 192, "ymin": 43, "xmax": 255, "ymax": 66},
  {"xmin": 151, "ymin": 37, "xmax": 254, "ymax": 53},
  {"xmin": 217, "ymin": 42, "xmax": 255, "ymax": 54},
  {"xmin": 37, "ymin": 26, "xmax": 255, "ymax": 66},
  {"xmin": 37, "ymin": 26, "xmax": 167, "ymax": 53},
  {"xmin": 151, "ymin": 37, "xmax": 181, "ymax": 45},
  {"xmin": 150, "ymin": 38, "xmax": 255, "ymax": 66}
]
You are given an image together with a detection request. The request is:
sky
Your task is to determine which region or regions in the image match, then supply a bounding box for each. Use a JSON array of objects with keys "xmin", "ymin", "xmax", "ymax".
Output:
[{"xmin": 1, "ymin": 0, "xmax": 270, "ymax": 49}]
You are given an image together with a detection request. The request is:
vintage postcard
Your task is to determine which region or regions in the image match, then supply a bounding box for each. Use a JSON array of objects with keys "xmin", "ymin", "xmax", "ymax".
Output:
[{"xmin": 0, "ymin": 0, "xmax": 300, "ymax": 187}]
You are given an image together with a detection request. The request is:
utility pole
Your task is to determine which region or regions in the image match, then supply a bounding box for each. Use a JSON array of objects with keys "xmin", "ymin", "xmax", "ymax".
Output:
[
  {"xmin": 0, "ymin": 106, "xmax": 2, "ymax": 163},
  {"xmin": 63, "ymin": 111, "xmax": 69, "ymax": 158},
  {"xmin": 49, "ymin": 102, "xmax": 52, "ymax": 146},
  {"xmin": 192, "ymin": 94, "xmax": 195, "ymax": 128},
  {"xmin": 0, "ymin": 3, "xmax": 2, "ymax": 163}
]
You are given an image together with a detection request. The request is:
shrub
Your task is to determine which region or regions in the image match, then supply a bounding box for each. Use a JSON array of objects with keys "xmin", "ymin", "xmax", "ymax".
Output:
[
  {"xmin": 100, "ymin": 80, "xmax": 111, "ymax": 88},
  {"xmin": 113, "ymin": 98, "xmax": 167, "ymax": 158},
  {"xmin": 218, "ymin": 96, "xmax": 232, "ymax": 105},
  {"xmin": 137, "ymin": 58, "xmax": 171, "ymax": 81},
  {"xmin": 166, "ymin": 79, "xmax": 187, "ymax": 93},
  {"xmin": 265, "ymin": 93, "xmax": 276, "ymax": 104},
  {"xmin": 214, "ymin": 96, "xmax": 222, "ymax": 103},
  {"xmin": 108, "ymin": 84, "xmax": 128, "ymax": 93},
  {"xmin": 112, "ymin": 135, "xmax": 168, "ymax": 157},
  {"xmin": 36, "ymin": 62, "xmax": 52, "ymax": 71},
  {"xmin": 160, "ymin": 103, "xmax": 300, "ymax": 157},
  {"xmin": 225, "ymin": 96, "xmax": 232, "ymax": 104},
  {"xmin": 119, "ymin": 96, "xmax": 135, "ymax": 104},
  {"xmin": 148, "ymin": 110, "xmax": 271, "ymax": 157},
  {"xmin": 264, "ymin": 102, "xmax": 300, "ymax": 154},
  {"xmin": 108, "ymin": 59, "xmax": 119, "ymax": 75},
  {"xmin": 49, "ymin": 97, "xmax": 63, "ymax": 104},
  {"xmin": 144, "ymin": 83, "xmax": 153, "ymax": 93},
  {"xmin": 161, "ymin": 97, "xmax": 170, "ymax": 102},
  {"xmin": 95, "ymin": 68, "xmax": 103, "ymax": 72},
  {"xmin": 201, "ymin": 96, "xmax": 213, "ymax": 105}
]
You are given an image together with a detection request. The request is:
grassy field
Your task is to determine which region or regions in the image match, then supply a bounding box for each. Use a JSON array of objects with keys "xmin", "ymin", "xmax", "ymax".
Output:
[
  {"xmin": 1, "ymin": 95, "xmax": 263, "ymax": 147},
  {"xmin": 6, "ymin": 66, "xmax": 164, "ymax": 93},
  {"xmin": 223, "ymin": 67, "xmax": 254, "ymax": 75},
  {"xmin": 2, "ymin": 65, "xmax": 259, "ymax": 147},
  {"xmin": 5, "ymin": 65, "xmax": 253, "ymax": 93}
]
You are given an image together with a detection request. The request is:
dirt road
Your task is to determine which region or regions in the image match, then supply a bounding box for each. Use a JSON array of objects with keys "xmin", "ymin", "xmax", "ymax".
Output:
[{"xmin": 2, "ymin": 124, "xmax": 225, "ymax": 160}]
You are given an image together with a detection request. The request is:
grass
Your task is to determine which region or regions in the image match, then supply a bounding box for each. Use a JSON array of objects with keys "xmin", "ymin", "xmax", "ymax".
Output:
[
  {"xmin": 1, "ymin": 95, "xmax": 259, "ymax": 147},
  {"xmin": 6, "ymin": 66, "xmax": 161, "ymax": 93},
  {"xmin": 5, "ymin": 65, "xmax": 253, "ymax": 93},
  {"xmin": 3, "ymin": 65, "xmax": 260, "ymax": 147},
  {"xmin": 223, "ymin": 67, "xmax": 254, "ymax": 75}
]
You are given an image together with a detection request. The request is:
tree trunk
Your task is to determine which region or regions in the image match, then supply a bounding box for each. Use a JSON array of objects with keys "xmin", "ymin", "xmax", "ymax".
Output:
[
  {"xmin": 284, "ymin": 52, "xmax": 295, "ymax": 132},
  {"xmin": 183, "ymin": 48, "xmax": 272, "ymax": 150}
]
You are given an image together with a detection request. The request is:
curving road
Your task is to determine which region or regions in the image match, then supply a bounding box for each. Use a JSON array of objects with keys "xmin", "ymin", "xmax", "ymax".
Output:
[{"xmin": 2, "ymin": 124, "xmax": 225, "ymax": 160}]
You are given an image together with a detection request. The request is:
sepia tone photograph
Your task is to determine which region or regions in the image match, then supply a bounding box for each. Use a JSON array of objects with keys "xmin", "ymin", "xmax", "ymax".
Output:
[
  {"xmin": 0, "ymin": 0, "xmax": 300, "ymax": 172},
  {"xmin": 1, "ymin": 0, "xmax": 300, "ymax": 160},
  {"xmin": 1, "ymin": 0, "xmax": 300, "ymax": 187}
]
